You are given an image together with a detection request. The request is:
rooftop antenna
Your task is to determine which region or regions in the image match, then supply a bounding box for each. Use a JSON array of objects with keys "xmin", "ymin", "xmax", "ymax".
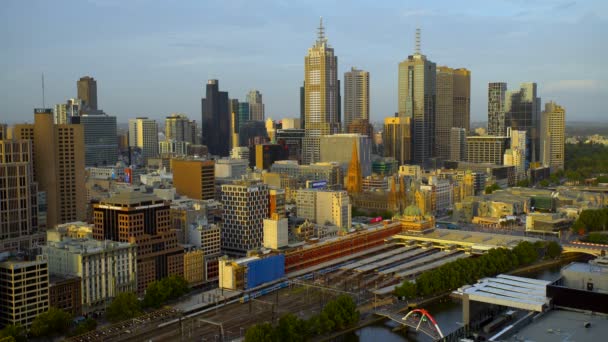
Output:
[
  {"xmin": 317, "ymin": 16, "xmax": 326, "ymax": 43},
  {"xmin": 415, "ymin": 28, "xmax": 421, "ymax": 54},
  {"xmin": 41, "ymin": 73, "xmax": 45, "ymax": 108}
]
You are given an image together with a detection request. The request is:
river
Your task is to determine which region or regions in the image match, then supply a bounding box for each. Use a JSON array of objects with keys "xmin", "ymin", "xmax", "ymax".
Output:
[{"xmin": 344, "ymin": 266, "xmax": 563, "ymax": 341}]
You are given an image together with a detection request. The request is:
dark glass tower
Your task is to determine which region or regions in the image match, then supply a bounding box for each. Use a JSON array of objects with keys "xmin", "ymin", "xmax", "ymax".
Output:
[{"xmin": 201, "ymin": 80, "xmax": 230, "ymax": 156}]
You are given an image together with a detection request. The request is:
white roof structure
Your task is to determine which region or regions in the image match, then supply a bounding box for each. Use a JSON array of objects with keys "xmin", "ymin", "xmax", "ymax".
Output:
[{"xmin": 455, "ymin": 274, "xmax": 551, "ymax": 312}]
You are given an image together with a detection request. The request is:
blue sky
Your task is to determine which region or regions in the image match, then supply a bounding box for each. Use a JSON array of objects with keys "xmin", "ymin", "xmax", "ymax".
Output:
[{"xmin": 1, "ymin": 0, "xmax": 606, "ymax": 124}]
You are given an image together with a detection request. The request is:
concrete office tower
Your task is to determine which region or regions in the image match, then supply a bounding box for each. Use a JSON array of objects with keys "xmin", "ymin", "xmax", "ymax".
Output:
[
  {"xmin": 466, "ymin": 135, "xmax": 509, "ymax": 165},
  {"xmin": 504, "ymin": 128, "xmax": 527, "ymax": 182},
  {"xmin": 78, "ymin": 112, "xmax": 118, "ymax": 166},
  {"xmin": 165, "ymin": 113, "xmax": 197, "ymax": 144},
  {"xmin": 435, "ymin": 66, "xmax": 471, "ymax": 160},
  {"xmin": 263, "ymin": 215, "xmax": 288, "ymax": 250},
  {"xmin": 248, "ymin": 90, "xmax": 265, "ymax": 122},
  {"xmin": 383, "ymin": 117, "xmax": 411, "ymax": 165},
  {"xmin": 220, "ymin": 181, "xmax": 269, "ymax": 256},
  {"xmin": 0, "ymin": 139, "xmax": 43, "ymax": 253},
  {"xmin": 92, "ymin": 192, "xmax": 183, "ymax": 293},
  {"xmin": 344, "ymin": 67, "xmax": 369, "ymax": 131},
  {"xmin": 12, "ymin": 109, "xmax": 86, "ymax": 228},
  {"xmin": 296, "ymin": 189, "xmax": 351, "ymax": 230},
  {"xmin": 172, "ymin": 158, "xmax": 215, "ymax": 200},
  {"xmin": 450, "ymin": 127, "xmax": 467, "ymax": 161},
  {"xmin": 398, "ymin": 29, "xmax": 436, "ymax": 166},
  {"xmin": 129, "ymin": 117, "xmax": 159, "ymax": 161},
  {"xmin": 541, "ymin": 101, "xmax": 566, "ymax": 171},
  {"xmin": 54, "ymin": 98, "xmax": 82, "ymax": 124},
  {"xmin": 506, "ymin": 83, "xmax": 541, "ymax": 162},
  {"xmin": 0, "ymin": 256, "xmax": 49, "ymax": 328},
  {"xmin": 488, "ymin": 82, "xmax": 507, "ymax": 136},
  {"xmin": 77, "ymin": 76, "xmax": 98, "ymax": 111},
  {"xmin": 202, "ymin": 79, "xmax": 231, "ymax": 156},
  {"xmin": 303, "ymin": 18, "xmax": 341, "ymax": 164},
  {"xmin": 319, "ymin": 133, "xmax": 371, "ymax": 177}
]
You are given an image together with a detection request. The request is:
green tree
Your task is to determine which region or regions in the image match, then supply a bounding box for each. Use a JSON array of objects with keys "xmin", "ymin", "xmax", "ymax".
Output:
[
  {"xmin": 276, "ymin": 313, "xmax": 308, "ymax": 342},
  {"xmin": 143, "ymin": 280, "xmax": 168, "ymax": 309},
  {"xmin": 545, "ymin": 241, "xmax": 562, "ymax": 259},
  {"xmin": 69, "ymin": 318, "xmax": 98, "ymax": 337},
  {"xmin": 244, "ymin": 322, "xmax": 275, "ymax": 342},
  {"xmin": 106, "ymin": 292, "xmax": 141, "ymax": 323},
  {"xmin": 485, "ymin": 183, "xmax": 501, "ymax": 194},
  {"xmin": 30, "ymin": 307, "xmax": 71, "ymax": 339},
  {"xmin": 394, "ymin": 281, "xmax": 417, "ymax": 299},
  {"xmin": 0, "ymin": 324, "xmax": 26, "ymax": 342},
  {"xmin": 516, "ymin": 179, "xmax": 530, "ymax": 187},
  {"xmin": 539, "ymin": 179, "xmax": 550, "ymax": 187}
]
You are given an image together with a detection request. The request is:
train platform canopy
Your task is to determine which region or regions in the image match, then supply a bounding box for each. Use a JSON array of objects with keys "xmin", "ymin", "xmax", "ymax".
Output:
[{"xmin": 455, "ymin": 274, "xmax": 551, "ymax": 312}]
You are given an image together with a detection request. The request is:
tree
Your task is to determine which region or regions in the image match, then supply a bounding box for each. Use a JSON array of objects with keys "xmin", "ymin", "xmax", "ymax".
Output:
[
  {"xmin": 485, "ymin": 183, "xmax": 501, "ymax": 194},
  {"xmin": 276, "ymin": 314, "xmax": 307, "ymax": 342},
  {"xmin": 69, "ymin": 318, "xmax": 97, "ymax": 337},
  {"xmin": 539, "ymin": 179, "xmax": 550, "ymax": 187},
  {"xmin": 143, "ymin": 275, "xmax": 190, "ymax": 309},
  {"xmin": 30, "ymin": 307, "xmax": 71, "ymax": 339},
  {"xmin": 0, "ymin": 324, "xmax": 26, "ymax": 342},
  {"xmin": 244, "ymin": 322, "xmax": 275, "ymax": 342},
  {"xmin": 394, "ymin": 281, "xmax": 417, "ymax": 299},
  {"xmin": 106, "ymin": 292, "xmax": 141, "ymax": 323},
  {"xmin": 545, "ymin": 241, "xmax": 562, "ymax": 259},
  {"xmin": 516, "ymin": 179, "xmax": 530, "ymax": 187}
]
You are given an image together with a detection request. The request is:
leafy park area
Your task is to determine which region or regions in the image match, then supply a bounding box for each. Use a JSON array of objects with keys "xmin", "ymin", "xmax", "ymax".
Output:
[
  {"xmin": 244, "ymin": 295, "xmax": 359, "ymax": 342},
  {"xmin": 572, "ymin": 208, "xmax": 608, "ymax": 235},
  {"xmin": 394, "ymin": 241, "xmax": 561, "ymax": 299},
  {"xmin": 564, "ymin": 143, "xmax": 608, "ymax": 182}
]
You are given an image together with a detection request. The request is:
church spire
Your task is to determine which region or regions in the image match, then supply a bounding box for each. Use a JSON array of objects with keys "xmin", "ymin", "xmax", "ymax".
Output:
[{"xmin": 346, "ymin": 142, "xmax": 362, "ymax": 193}]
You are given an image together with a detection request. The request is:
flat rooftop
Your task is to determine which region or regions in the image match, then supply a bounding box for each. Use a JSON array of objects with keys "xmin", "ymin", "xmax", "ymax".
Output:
[
  {"xmin": 456, "ymin": 274, "xmax": 551, "ymax": 312},
  {"xmin": 506, "ymin": 309, "xmax": 608, "ymax": 342},
  {"xmin": 393, "ymin": 228, "xmax": 540, "ymax": 249}
]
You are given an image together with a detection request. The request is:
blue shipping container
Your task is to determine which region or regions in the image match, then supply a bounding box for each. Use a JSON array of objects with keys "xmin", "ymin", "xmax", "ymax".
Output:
[{"xmin": 245, "ymin": 254, "xmax": 285, "ymax": 289}]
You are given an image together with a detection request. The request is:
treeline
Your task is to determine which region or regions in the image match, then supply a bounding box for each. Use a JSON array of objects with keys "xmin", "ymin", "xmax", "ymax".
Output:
[
  {"xmin": 584, "ymin": 232, "xmax": 608, "ymax": 245},
  {"xmin": 106, "ymin": 275, "xmax": 189, "ymax": 322},
  {"xmin": 244, "ymin": 295, "xmax": 359, "ymax": 342},
  {"xmin": 572, "ymin": 208, "xmax": 608, "ymax": 234},
  {"xmin": 565, "ymin": 143, "xmax": 608, "ymax": 180},
  {"xmin": 395, "ymin": 241, "xmax": 560, "ymax": 299},
  {"xmin": 0, "ymin": 308, "xmax": 97, "ymax": 342}
]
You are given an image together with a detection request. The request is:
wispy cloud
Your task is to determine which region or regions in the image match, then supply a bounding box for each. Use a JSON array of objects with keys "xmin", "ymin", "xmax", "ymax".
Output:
[
  {"xmin": 545, "ymin": 80, "xmax": 606, "ymax": 92},
  {"xmin": 400, "ymin": 9, "xmax": 437, "ymax": 18}
]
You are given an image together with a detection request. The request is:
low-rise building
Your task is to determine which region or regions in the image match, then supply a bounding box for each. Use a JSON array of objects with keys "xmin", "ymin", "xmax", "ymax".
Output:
[
  {"xmin": 49, "ymin": 275, "xmax": 82, "ymax": 316},
  {"xmin": 263, "ymin": 214, "xmax": 288, "ymax": 250},
  {"xmin": 183, "ymin": 249, "xmax": 205, "ymax": 286}
]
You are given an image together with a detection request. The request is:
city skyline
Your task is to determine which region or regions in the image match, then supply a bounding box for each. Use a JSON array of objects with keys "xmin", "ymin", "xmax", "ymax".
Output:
[{"xmin": 1, "ymin": 0, "xmax": 606, "ymax": 123}]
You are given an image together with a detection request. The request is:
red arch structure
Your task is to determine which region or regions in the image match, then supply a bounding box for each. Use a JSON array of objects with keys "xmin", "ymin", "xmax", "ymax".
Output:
[{"xmin": 402, "ymin": 308, "xmax": 444, "ymax": 339}]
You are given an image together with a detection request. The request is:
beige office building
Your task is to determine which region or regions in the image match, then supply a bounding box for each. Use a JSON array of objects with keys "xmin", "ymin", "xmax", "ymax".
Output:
[
  {"xmin": 466, "ymin": 136, "xmax": 509, "ymax": 165},
  {"xmin": 383, "ymin": 117, "xmax": 411, "ymax": 165},
  {"xmin": 11, "ymin": 109, "xmax": 86, "ymax": 228},
  {"xmin": 435, "ymin": 66, "xmax": 470, "ymax": 160},
  {"xmin": 343, "ymin": 67, "xmax": 369, "ymax": 131},
  {"xmin": 0, "ymin": 256, "xmax": 49, "ymax": 328},
  {"xmin": 128, "ymin": 117, "xmax": 159, "ymax": 161},
  {"xmin": 541, "ymin": 101, "xmax": 566, "ymax": 171},
  {"xmin": 303, "ymin": 18, "xmax": 340, "ymax": 164}
]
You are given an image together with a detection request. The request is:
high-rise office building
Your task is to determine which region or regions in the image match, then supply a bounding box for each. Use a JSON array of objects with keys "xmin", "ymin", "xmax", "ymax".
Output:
[
  {"xmin": 0, "ymin": 138, "xmax": 43, "ymax": 253},
  {"xmin": 344, "ymin": 67, "xmax": 369, "ymax": 131},
  {"xmin": 303, "ymin": 18, "xmax": 341, "ymax": 164},
  {"xmin": 449, "ymin": 127, "xmax": 467, "ymax": 162},
  {"xmin": 398, "ymin": 29, "xmax": 436, "ymax": 166},
  {"xmin": 172, "ymin": 158, "xmax": 216, "ymax": 200},
  {"xmin": 275, "ymin": 128, "xmax": 305, "ymax": 163},
  {"xmin": 296, "ymin": 189, "xmax": 351, "ymax": 230},
  {"xmin": 12, "ymin": 109, "xmax": 86, "ymax": 228},
  {"xmin": 319, "ymin": 133, "xmax": 372, "ymax": 177},
  {"xmin": 347, "ymin": 118, "xmax": 373, "ymax": 138},
  {"xmin": 383, "ymin": 117, "xmax": 411, "ymax": 165},
  {"xmin": 504, "ymin": 128, "xmax": 527, "ymax": 181},
  {"xmin": 165, "ymin": 113, "xmax": 197, "ymax": 144},
  {"xmin": 300, "ymin": 83, "xmax": 306, "ymax": 129},
  {"xmin": 466, "ymin": 136, "xmax": 509, "ymax": 165},
  {"xmin": 76, "ymin": 112, "xmax": 118, "ymax": 166},
  {"xmin": 129, "ymin": 117, "xmax": 159, "ymax": 161},
  {"xmin": 77, "ymin": 76, "xmax": 98, "ymax": 111},
  {"xmin": 221, "ymin": 181, "xmax": 269, "ymax": 256},
  {"xmin": 92, "ymin": 192, "xmax": 183, "ymax": 293},
  {"xmin": 488, "ymin": 82, "xmax": 507, "ymax": 136},
  {"xmin": 54, "ymin": 98, "xmax": 82, "ymax": 125},
  {"xmin": 252, "ymin": 143, "xmax": 289, "ymax": 170},
  {"xmin": 505, "ymin": 83, "xmax": 541, "ymax": 162},
  {"xmin": 247, "ymin": 90, "xmax": 265, "ymax": 122},
  {"xmin": 202, "ymin": 80, "xmax": 231, "ymax": 156},
  {"xmin": 435, "ymin": 66, "xmax": 471, "ymax": 160},
  {"xmin": 540, "ymin": 101, "xmax": 566, "ymax": 171}
]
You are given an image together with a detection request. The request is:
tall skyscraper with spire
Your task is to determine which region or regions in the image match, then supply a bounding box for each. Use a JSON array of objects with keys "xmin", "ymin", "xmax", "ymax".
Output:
[
  {"xmin": 302, "ymin": 17, "xmax": 340, "ymax": 164},
  {"xmin": 398, "ymin": 29, "xmax": 436, "ymax": 166}
]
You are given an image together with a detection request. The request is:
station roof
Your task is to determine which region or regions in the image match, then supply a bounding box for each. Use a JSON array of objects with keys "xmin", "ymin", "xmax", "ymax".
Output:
[
  {"xmin": 455, "ymin": 274, "xmax": 551, "ymax": 312},
  {"xmin": 393, "ymin": 228, "xmax": 540, "ymax": 250}
]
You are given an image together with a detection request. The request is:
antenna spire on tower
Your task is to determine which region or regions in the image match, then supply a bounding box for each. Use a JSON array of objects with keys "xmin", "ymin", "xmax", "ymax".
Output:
[
  {"xmin": 415, "ymin": 28, "xmax": 421, "ymax": 54},
  {"xmin": 317, "ymin": 16, "xmax": 326, "ymax": 44},
  {"xmin": 42, "ymin": 73, "xmax": 45, "ymax": 108}
]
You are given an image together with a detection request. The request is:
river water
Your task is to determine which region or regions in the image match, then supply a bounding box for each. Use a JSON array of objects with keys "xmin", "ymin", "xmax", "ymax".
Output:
[{"xmin": 345, "ymin": 266, "xmax": 563, "ymax": 341}]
